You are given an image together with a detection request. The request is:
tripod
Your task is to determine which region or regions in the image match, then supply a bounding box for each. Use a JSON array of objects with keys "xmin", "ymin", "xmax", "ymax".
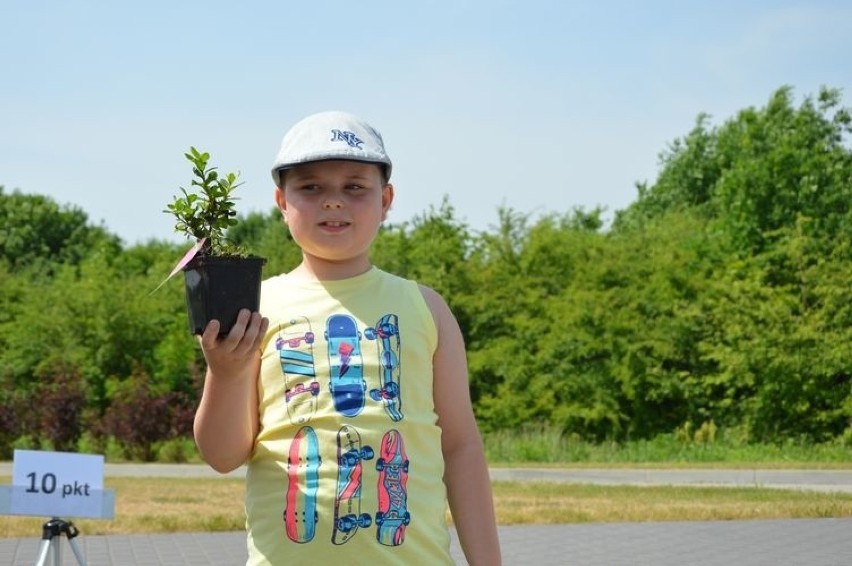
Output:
[{"xmin": 35, "ymin": 517, "xmax": 87, "ymax": 566}]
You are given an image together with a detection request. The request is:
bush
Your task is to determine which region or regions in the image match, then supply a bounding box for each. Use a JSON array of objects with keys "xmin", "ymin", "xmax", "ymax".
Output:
[
  {"xmin": 100, "ymin": 368, "xmax": 194, "ymax": 461},
  {"xmin": 155, "ymin": 437, "xmax": 200, "ymax": 463},
  {"xmin": 36, "ymin": 364, "xmax": 88, "ymax": 451}
]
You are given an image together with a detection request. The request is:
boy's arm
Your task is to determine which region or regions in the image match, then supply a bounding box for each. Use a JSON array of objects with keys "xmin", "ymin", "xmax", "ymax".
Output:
[
  {"xmin": 421, "ymin": 286, "xmax": 502, "ymax": 566},
  {"xmin": 193, "ymin": 309, "xmax": 268, "ymax": 474}
]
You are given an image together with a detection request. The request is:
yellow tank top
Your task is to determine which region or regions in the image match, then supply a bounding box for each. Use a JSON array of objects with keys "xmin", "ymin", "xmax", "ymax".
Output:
[{"xmin": 245, "ymin": 267, "xmax": 453, "ymax": 565}]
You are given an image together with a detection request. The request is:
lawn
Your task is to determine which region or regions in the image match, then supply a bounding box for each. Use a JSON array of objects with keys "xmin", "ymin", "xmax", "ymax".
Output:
[{"xmin": 1, "ymin": 475, "xmax": 850, "ymax": 538}]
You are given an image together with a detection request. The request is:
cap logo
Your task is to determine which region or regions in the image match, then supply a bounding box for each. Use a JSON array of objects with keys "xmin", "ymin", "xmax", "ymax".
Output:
[{"xmin": 330, "ymin": 129, "xmax": 364, "ymax": 149}]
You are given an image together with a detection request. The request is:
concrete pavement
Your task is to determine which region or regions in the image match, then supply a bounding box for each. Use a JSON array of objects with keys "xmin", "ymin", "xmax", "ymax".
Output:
[
  {"xmin": 1, "ymin": 464, "xmax": 850, "ymax": 565},
  {"xmin": 2, "ymin": 518, "xmax": 851, "ymax": 565}
]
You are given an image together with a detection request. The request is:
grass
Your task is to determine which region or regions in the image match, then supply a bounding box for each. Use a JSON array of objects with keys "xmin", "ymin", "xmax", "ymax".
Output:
[
  {"xmin": 491, "ymin": 482, "xmax": 852, "ymax": 524},
  {"xmin": 481, "ymin": 424, "xmax": 852, "ymax": 466},
  {"xmin": 0, "ymin": 477, "xmax": 245, "ymax": 538},
  {"xmin": 0, "ymin": 476, "xmax": 850, "ymax": 538}
]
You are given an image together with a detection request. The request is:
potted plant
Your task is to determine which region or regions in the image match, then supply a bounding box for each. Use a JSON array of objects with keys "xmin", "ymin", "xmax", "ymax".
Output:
[{"xmin": 164, "ymin": 146, "xmax": 266, "ymax": 336}]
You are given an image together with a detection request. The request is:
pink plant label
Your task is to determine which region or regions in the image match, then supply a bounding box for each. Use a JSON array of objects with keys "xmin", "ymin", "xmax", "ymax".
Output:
[{"xmin": 150, "ymin": 238, "xmax": 206, "ymax": 294}]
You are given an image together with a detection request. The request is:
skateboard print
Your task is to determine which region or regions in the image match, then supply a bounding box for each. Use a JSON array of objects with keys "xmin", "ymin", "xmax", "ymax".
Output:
[
  {"xmin": 325, "ymin": 314, "xmax": 367, "ymax": 417},
  {"xmin": 283, "ymin": 426, "xmax": 321, "ymax": 543},
  {"xmin": 375, "ymin": 429, "xmax": 410, "ymax": 546},
  {"xmin": 332, "ymin": 425, "xmax": 375, "ymax": 545},
  {"xmin": 276, "ymin": 317, "xmax": 319, "ymax": 424},
  {"xmin": 366, "ymin": 314, "xmax": 403, "ymax": 422}
]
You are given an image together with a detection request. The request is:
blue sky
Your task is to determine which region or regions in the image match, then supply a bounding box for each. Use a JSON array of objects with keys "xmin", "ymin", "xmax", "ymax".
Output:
[{"xmin": 2, "ymin": 1, "xmax": 851, "ymax": 245}]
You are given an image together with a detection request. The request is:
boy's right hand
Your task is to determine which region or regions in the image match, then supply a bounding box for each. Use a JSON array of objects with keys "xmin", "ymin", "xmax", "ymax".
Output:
[{"xmin": 199, "ymin": 309, "xmax": 269, "ymax": 378}]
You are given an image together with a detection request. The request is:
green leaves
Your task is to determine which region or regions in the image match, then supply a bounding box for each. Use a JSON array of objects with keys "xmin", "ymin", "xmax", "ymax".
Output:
[
  {"xmin": 1, "ymin": 85, "xmax": 850, "ymax": 452},
  {"xmin": 607, "ymin": 84, "xmax": 852, "ymax": 442},
  {"xmin": 165, "ymin": 146, "xmax": 247, "ymax": 256},
  {"xmin": 0, "ymin": 187, "xmax": 121, "ymax": 271},
  {"xmin": 616, "ymin": 85, "xmax": 852, "ymax": 257}
]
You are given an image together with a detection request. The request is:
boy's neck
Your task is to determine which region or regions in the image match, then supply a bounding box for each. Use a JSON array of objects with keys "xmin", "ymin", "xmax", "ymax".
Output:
[{"xmin": 289, "ymin": 257, "xmax": 374, "ymax": 281}]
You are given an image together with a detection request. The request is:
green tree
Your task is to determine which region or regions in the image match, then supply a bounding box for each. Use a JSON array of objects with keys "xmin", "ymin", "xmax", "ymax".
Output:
[
  {"xmin": 229, "ymin": 209, "xmax": 303, "ymax": 276},
  {"xmin": 373, "ymin": 198, "xmax": 473, "ymax": 299},
  {"xmin": 0, "ymin": 187, "xmax": 120, "ymax": 270},
  {"xmin": 615, "ymin": 86, "xmax": 852, "ymax": 254},
  {"xmin": 612, "ymin": 85, "xmax": 852, "ymax": 442},
  {"xmin": 699, "ymin": 220, "xmax": 852, "ymax": 441},
  {"xmin": 465, "ymin": 209, "xmax": 623, "ymax": 436}
]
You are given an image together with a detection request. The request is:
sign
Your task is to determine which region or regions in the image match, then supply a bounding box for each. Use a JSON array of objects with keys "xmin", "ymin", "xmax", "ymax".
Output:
[{"xmin": 8, "ymin": 450, "xmax": 108, "ymax": 518}]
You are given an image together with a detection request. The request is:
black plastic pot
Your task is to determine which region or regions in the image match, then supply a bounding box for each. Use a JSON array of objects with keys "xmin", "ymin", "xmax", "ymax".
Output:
[{"xmin": 182, "ymin": 255, "xmax": 266, "ymax": 336}]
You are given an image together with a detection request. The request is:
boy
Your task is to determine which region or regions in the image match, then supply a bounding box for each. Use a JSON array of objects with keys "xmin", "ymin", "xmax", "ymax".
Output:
[{"xmin": 194, "ymin": 111, "xmax": 501, "ymax": 565}]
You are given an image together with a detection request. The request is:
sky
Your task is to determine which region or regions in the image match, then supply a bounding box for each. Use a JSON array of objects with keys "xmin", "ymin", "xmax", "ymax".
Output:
[{"xmin": 2, "ymin": 1, "xmax": 851, "ymax": 245}]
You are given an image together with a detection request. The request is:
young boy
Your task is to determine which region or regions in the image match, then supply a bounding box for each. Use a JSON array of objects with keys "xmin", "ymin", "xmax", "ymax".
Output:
[{"xmin": 193, "ymin": 111, "xmax": 501, "ymax": 565}]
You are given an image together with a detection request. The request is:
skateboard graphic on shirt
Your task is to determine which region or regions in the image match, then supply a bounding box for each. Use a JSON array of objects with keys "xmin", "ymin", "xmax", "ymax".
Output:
[
  {"xmin": 276, "ymin": 317, "xmax": 320, "ymax": 424},
  {"xmin": 375, "ymin": 429, "xmax": 411, "ymax": 546},
  {"xmin": 283, "ymin": 426, "xmax": 321, "ymax": 543},
  {"xmin": 332, "ymin": 425, "xmax": 375, "ymax": 545},
  {"xmin": 365, "ymin": 314, "xmax": 403, "ymax": 422},
  {"xmin": 325, "ymin": 314, "xmax": 367, "ymax": 417}
]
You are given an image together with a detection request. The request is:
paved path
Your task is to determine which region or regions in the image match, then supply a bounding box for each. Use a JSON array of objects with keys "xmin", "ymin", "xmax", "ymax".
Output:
[
  {"xmin": 1, "ymin": 465, "xmax": 850, "ymax": 565},
  {"xmin": 3, "ymin": 518, "xmax": 851, "ymax": 565},
  {"xmin": 489, "ymin": 467, "xmax": 852, "ymax": 493}
]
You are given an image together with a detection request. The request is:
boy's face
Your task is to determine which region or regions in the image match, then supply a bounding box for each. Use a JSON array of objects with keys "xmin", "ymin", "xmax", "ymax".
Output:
[{"xmin": 275, "ymin": 160, "xmax": 393, "ymax": 276}]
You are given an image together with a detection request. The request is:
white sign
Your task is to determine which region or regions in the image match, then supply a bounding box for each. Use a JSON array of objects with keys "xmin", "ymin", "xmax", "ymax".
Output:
[{"xmin": 10, "ymin": 450, "xmax": 106, "ymax": 518}]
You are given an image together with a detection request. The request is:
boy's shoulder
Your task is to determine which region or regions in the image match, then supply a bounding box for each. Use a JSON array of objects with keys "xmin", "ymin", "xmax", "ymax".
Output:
[
  {"xmin": 374, "ymin": 267, "xmax": 415, "ymax": 285},
  {"xmin": 376, "ymin": 269, "xmax": 441, "ymax": 304}
]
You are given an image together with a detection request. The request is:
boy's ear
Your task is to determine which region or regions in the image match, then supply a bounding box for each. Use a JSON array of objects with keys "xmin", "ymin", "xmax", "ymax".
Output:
[
  {"xmin": 275, "ymin": 186, "xmax": 287, "ymax": 215},
  {"xmin": 381, "ymin": 183, "xmax": 394, "ymax": 220}
]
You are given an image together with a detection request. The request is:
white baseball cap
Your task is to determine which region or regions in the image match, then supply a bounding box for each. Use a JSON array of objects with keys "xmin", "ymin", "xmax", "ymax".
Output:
[{"xmin": 271, "ymin": 111, "xmax": 392, "ymax": 185}]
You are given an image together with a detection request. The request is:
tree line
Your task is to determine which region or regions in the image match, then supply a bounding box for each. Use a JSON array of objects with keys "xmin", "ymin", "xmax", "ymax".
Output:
[{"xmin": 1, "ymin": 85, "xmax": 849, "ymax": 460}]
